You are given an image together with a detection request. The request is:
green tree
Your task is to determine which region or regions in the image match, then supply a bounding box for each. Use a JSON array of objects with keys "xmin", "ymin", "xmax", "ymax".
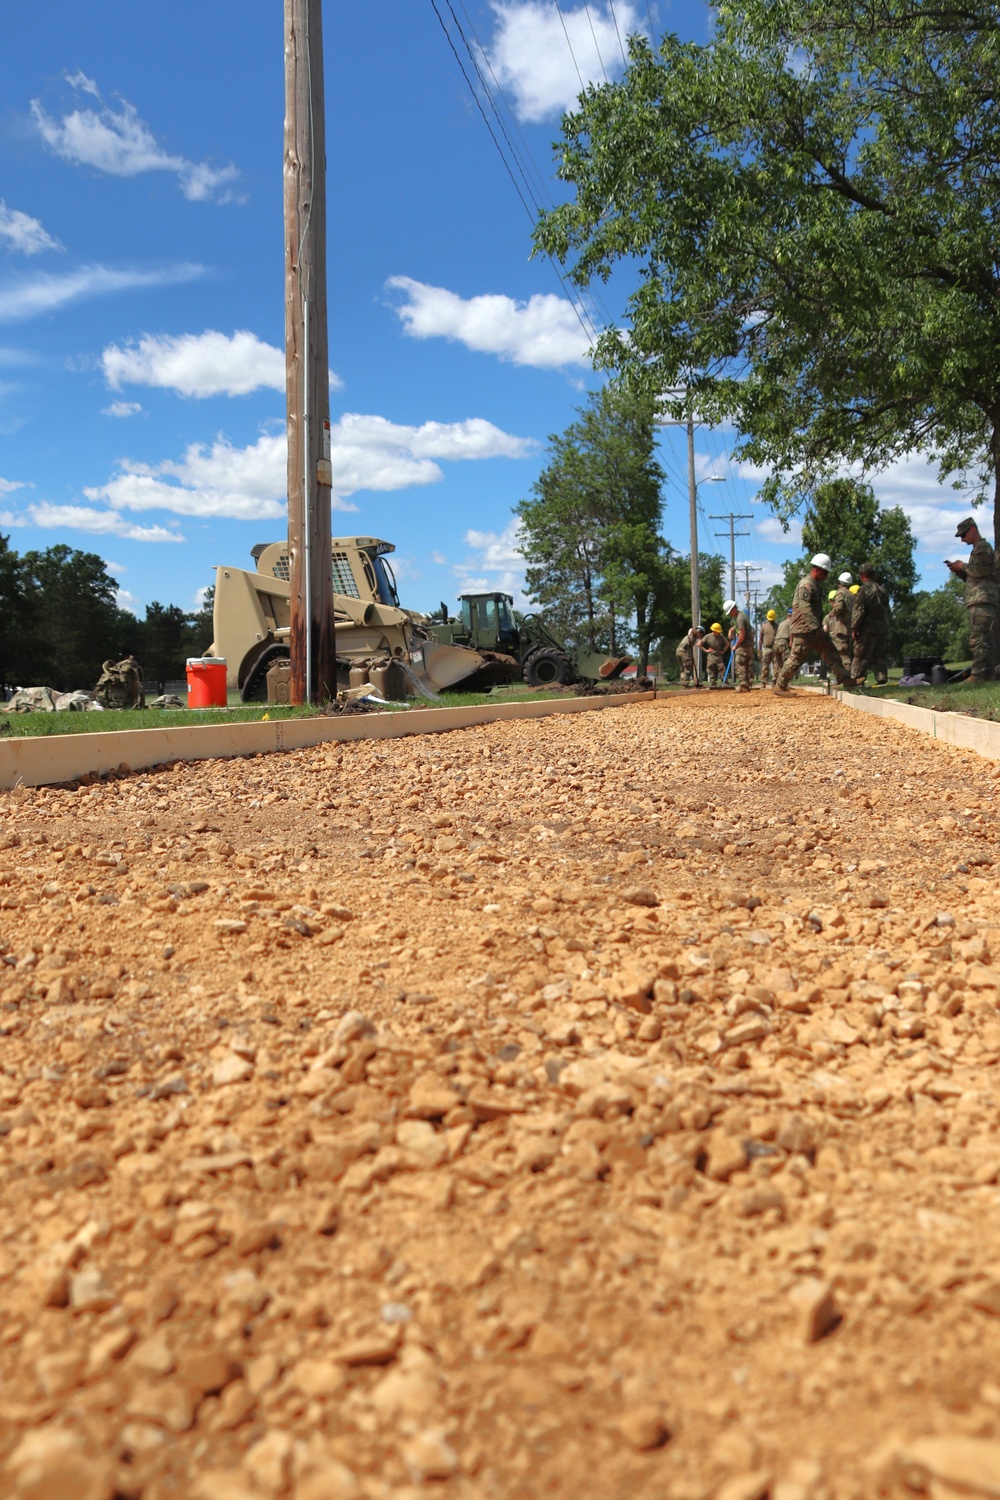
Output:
[
  {"xmin": 898, "ymin": 577, "xmax": 970, "ymax": 663},
  {"xmin": 0, "ymin": 534, "xmax": 34, "ymax": 688},
  {"xmin": 188, "ymin": 585, "xmax": 215, "ymax": 654},
  {"xmin": 140, "ymin": 603, "xmax": 196, "ymax": 692},
  {"xmin": 536, "ymin": 1, "xmax": 1000, "ymax": 544},
  {"xmin": 19, "ymin": 545, "xmax": 127, "ymax": 690},
  {"xmin": 516, "ymin": 382, "xmax": 668, "ymax": 668}
]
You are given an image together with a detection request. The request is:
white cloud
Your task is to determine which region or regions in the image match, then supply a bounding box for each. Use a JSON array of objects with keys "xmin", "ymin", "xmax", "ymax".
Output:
[
  {"xmin": 103, "ymin": 329, "xmax": 289, "ymax": 398},
  {"xmin": 103, "ymin": 559, "xmax": 127, "ymax": 575},
  {"xmin": 103, "ymin": 400, "xmax": 142, "ymax": 418},
  {"xmin": 115, "ymin": 587, "xmax": 141, "ymax": 615},
  {"xmin": 82, "ymin": 413, "xmax": 531, "ymax": 525},
  {"xmin": 0, "ymin": 202, "xmax": 61, "ymax": 256},
  {"xmin": 193, "ymin": 584, "xmax": 212, "ymax": 607},
  {"xmin": 453, "ymin": 521, "xmax": 530, "ymax": 607},
  {"xmin": 484, "ymin": 1, "xmax": 645, "ymax": 122},
  {"xmin": 0, "ymin": 477, "xmax": 24, "ymax": 496},
  {"xmin": 31, "ymin": 80, "xmax": 242, "ymax": 203},
  {"xmin": 756, "ymin": 514, "xmax": 803, "ymax": 547},
  {"xmin": 430, "ymin": 549, "xmax": 447, "ymax": 565},
  {"xmin": 388, "ymin": 276, "xmax": 593, "ymax": 368},
  {"xmin": 25, "ymin": 502, "xmax": 183, "ymax": 542},
  {"xmin": 0, "ymin": 263, "xmax": 204, "ymax": 322}
]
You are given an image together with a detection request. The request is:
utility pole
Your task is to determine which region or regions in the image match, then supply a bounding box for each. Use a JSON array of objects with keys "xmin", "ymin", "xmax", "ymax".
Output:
[
  {"xmin": 686, "ymin": 411, "xmax": 699, "ymax": 632},
  {"xmin": 710, "ymin": 511, "xmax": 752, "ymax": 600},
  {"xmin": 737, "ymin": 562, "xmax": 762, "ymax": 602},
  {"xmin": 285, "ymin": 0, "xmax": 335, "ymax": 705}
]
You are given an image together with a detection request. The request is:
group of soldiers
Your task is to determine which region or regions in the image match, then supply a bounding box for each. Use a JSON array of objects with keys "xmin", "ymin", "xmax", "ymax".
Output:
[{"xmin": 676, "ymin": 552, "xmax": 890, "ymax": 692}]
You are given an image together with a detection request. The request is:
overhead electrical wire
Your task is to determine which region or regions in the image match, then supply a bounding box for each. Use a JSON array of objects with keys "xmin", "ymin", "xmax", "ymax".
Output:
[
  {"xmin": 428, "ymin": 0, "xmax": 613, "ymax": 351},
  {"xmin": 583, "ymin": 4, "xmax": 610, "ymax": 84},
  {"xmin": 606, "ymin": 0, "xmax": 629, "ymax": 67},
  {"xmin": 554, "ymin": 0, "xmax": 586, "ymax": 91}
]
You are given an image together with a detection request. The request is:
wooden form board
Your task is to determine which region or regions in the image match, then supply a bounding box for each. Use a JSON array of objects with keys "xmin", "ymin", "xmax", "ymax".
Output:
[
  {"xmin": 832, "ymin": 687, "xmax": 1000, "ymax": 763},
  {"xmin": 0, "ymin": 692, "xmax": 655, "ymax": 790}
]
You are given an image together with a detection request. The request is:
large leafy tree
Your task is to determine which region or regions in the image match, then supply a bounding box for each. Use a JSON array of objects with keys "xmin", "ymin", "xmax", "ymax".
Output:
[
  {"xmin": 536, "ymin": 0, "xmax": 1000, "ymax": 543},
  {"xmin": 516, "ymin": 382, "xmax": 670, "ymax": 668},
  {"xmin": 19, "ymin": 545, "xmax": 127, "ymax": 689},
  {"xmin": 0, "ymin": 535, "xmax": 34, "ymax": 688},
  {"xmin": 766, "ymin": 478, "xmax": 918, "ymax": 655}
]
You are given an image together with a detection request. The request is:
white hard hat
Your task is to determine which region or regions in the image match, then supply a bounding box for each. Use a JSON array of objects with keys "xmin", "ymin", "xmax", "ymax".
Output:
[
  {"xmin": 722, "ymin": 598, "xmax": 737, "ymax": 614},
  {"xmin": 838, "ymin": 571, "xmax": 852, "ymax": 584},
  {"xmin": 811, "ymin": 553, "xmax": 832, "ymax": 570}
]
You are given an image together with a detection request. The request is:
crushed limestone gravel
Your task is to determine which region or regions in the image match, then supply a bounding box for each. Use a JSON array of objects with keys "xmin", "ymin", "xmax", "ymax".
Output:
[{"xmin": 2, "ymin": 690, "xmax": 1000, "ymax": 1499}]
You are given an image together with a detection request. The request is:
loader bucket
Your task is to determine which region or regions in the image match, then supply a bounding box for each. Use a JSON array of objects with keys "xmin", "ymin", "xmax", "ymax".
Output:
[{"xmin": 410, "ymin": 638, "xmax": 495, "ymax": 691}]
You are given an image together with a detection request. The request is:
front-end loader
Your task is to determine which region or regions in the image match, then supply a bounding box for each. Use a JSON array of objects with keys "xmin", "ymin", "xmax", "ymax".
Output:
[
  {"xmin": 429, "ymin": 592, "xmax": 631, "ymax": 688},
  {"xmin": 208, "ymin": 538, "xmax": 515, "ymax": 701}
]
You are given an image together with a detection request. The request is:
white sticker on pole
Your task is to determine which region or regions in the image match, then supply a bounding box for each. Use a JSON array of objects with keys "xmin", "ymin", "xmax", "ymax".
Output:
[{"xmin": 322, "ymin": 419, "xmax": 331, "ymax": 460}]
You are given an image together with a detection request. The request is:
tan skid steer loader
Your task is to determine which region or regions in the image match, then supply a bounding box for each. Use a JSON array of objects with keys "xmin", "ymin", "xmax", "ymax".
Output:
[{"xmin": 208, "ymin": 537, "xmax": 516, "ymax": 702}]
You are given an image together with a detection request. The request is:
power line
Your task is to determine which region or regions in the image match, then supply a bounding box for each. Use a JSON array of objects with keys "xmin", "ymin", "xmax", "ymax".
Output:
[
  {"xmin": 607, "ymin": 0, "xmax": 629, "ymax": 66},
  {"xmin": 554, "ymin": 0, "xmax": 586, "ymax": 90},
  {"xmin": 428, "ymin": 0, "xmax": 602, "ymax": 349},
  {"xmin": 644, "ymin": 1, "xmax": 656, "ymax": 37},
  {"xmin": 583, "ymin": 3, "xmax": 610, "ymax": 83},
  {"xmin": 444, "ymin": 0, "xmax": 546, "ymax": 219},
  {"xmin": 428, "ymin": 0, "xmax": 535, "ymax": 222},
  {"xmin": 455, "ymin": 0, "xmax": 553, "ymax": 208}
]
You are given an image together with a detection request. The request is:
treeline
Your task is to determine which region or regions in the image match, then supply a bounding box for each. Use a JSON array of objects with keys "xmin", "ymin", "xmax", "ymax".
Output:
[
  {"xmin": 0, "ymin": 537, "xmax": 214, "ymax": 693},
  {"xmin": 764, "ymin": 480, "xmax": 970, "ymax": 663},
  {"xmin": 515, "ymin": 384, "xmax": 723, "ymax": 670}
]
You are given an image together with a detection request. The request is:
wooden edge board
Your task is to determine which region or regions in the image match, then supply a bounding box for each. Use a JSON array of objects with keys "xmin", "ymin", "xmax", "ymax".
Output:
[
  {"xmin": 829, "ymin": 687, "xmax": 1000, "ymax": 763},
  {"xmin": 0, "ymin": 691, "xmax": 656, "ymax": 790}
]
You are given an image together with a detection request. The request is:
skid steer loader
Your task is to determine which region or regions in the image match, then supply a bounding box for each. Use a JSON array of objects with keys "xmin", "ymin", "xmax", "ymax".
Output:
[{"xmin": 208, "ymin": 537, "xmax": 515, "ymax": 702}]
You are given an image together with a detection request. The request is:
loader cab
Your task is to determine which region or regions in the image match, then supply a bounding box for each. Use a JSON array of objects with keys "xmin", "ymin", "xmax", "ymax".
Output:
[
  {"xmin": 458, "ymin": 592, "xmax": 519, "ymax": 652},
  {"xmin": 251, "ymin": 536, "xmax": 400, "ymax": 607}
]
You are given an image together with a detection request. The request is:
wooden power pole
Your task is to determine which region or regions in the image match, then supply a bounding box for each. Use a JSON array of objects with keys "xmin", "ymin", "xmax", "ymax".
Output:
[{"xmin": 285, "ymin": 0, "xmax": 335, "ymax": 704}]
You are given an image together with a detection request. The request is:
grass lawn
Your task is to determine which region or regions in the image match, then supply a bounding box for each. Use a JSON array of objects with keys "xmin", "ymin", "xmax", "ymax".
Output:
[
  {"xmin": 858, "ymin": 674, "xmax": 1000, "ymax": 721},
  {"xmin": 0, "ymin": 684, "xmax": 576, "ymax": 738}
]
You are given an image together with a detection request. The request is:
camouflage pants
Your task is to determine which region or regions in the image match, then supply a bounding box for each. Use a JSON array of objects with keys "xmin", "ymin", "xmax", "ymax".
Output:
[
  {"xmin": 759, "ymin": 647, "xmax": 775, "ymax": 685},
  {"xmin": 676, "ymin": 644, "xmax": 695, "ymax": 686},
  {"xmin": 850, "ymin": 629, "xmax": 889, "ymax": 685},
  {"xmin": 703, "ymin": 654, "xmax": 723, "ymax": 685},
  {"xmin": 829, "ymin": 629, "xmax": 850, "ymax": 665},
  {"xmin": 969, "ymin": 603, "xmax": 997, "ymax": 679},
  {"xmin": 734, "ymin": 646, "xmax": 754, "ymax": 689},
  {"xmin": 772, "ymin": 645, "xmax": 786, "ymax": 679},
  {"xmin": 776, "ymin": 629, "xmax": 851, "ymax": 690}
]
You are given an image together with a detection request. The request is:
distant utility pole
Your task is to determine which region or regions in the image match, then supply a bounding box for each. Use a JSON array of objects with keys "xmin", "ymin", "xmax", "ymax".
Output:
[
  {"xmin": 685, "ymin": 410, "xmax": 705, "ymax": 636},
  {"xmin": 736, "ymin": 562, "xmax": 762, "ymax": 603},
  {"xmin": 711, "ymin": 511, "xmax": 752, "ymax": 600},
  {"xmin": 285, "ymin": 0, "xmax": 335, "ymax": 705}
]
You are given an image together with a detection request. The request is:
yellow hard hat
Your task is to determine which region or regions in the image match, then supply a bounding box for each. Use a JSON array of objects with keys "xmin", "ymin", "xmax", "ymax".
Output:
[
  {"xmin": 766, "ymin": 609, "xmax": 776, "ymax": 621},
  {"xmin": 849, "ymin": 583, "xmax": 860, "ymax": 594},
  {"xmin": 710, "ymin": 622, "xmax": 723, "ymax": 633},
  {"xmin": 828, "ymin": 590, "xmax": 838, "ymax": 601}
]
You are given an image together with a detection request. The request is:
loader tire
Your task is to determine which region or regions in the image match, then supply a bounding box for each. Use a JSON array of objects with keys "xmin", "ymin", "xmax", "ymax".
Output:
[
  {"xmin": 241, "ymin": 646, "xmax": 289, "ymax": 703},
  {"xmin": 523, "ymin": 647, "xmax": 573, "ymax": 688}
]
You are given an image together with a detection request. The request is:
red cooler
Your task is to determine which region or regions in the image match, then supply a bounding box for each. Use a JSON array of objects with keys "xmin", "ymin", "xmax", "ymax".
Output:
[{"xmin": 186, "ymin": 657, "xmax": 228, "ymax": 708}]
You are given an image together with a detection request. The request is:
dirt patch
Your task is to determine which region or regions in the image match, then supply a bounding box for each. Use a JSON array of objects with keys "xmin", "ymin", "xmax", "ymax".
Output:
[{"xmin": 1, "ymin": 690, "xmax": 1000, "ymax": 1498}]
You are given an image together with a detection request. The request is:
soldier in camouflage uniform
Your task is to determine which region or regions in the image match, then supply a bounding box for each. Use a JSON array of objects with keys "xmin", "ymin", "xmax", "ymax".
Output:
[
  {"xmin": 772, "ymin": 609, "xmax": 792, "ymax": 678},
  {"xmin": 758, "ymin": 609, "xmax": 778, "ymax": 685},
  {"xmin": 724, "ymin": 599, "xmax": 754, "ymax": 691},
  {"xmin": 699, "ymin": 622, "xmax": 727, "ymax": 687},
  {"xmin": 947, "ymin": 517, "xmax": 998, "ymax": 682},
  {"xmin": 826, "ymin": 572, "xmax": 854, "ymax": 664},
  {"xmin": 850, "ymin": 562, "xmax": 891, "ymax": 685},
  {"xmin": 775, "ymin": 555, "xmax": 855, "ymax": 691},
  {"xmin": 675, "ymin": 625, "xmax": 704, "ymax": 686}
]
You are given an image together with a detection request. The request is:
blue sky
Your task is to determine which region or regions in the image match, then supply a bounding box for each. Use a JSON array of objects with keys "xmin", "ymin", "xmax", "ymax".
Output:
[{"xmin": 0, "ymin": 1, "xmax": 982, "ymax": 624}]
